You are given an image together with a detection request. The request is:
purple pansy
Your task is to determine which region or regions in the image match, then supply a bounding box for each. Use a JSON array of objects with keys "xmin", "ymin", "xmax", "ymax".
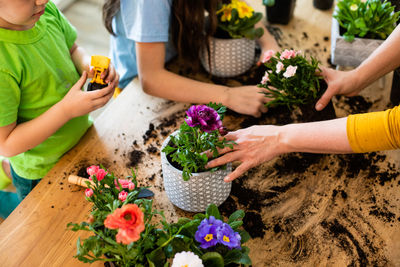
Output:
[
  {"xmin": 185, "ymin": 105, "xmax": 222, "ymax": 133},
  {"xmin": 217, "ymin": 223, "xmax": 241, "ymax": 249},
  {"xmin": 195, "ymin": 216, "xmax": 223, "ymax": 249}
]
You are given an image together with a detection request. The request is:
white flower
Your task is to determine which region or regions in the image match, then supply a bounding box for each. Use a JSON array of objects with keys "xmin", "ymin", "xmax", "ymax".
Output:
[
  {"xmin": 171, "ymin": 251, "xmax": 204, "ymax": 267},
  {"xmin": 276, "ymin": 62, "xmax": 284, "ymax": 73},
  {"xmin": 283, "ymin": 65, "xmax": 297, "ymax": 78},
  {"xmin": 261, "ymin": 71, "xmax": 270, "ymax": 84}
]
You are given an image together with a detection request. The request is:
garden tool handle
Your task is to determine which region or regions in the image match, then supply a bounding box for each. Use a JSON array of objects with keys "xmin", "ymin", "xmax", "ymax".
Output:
[{"xmin": 68, "ymin": 175, "xmax": 98, "ymax": 188}]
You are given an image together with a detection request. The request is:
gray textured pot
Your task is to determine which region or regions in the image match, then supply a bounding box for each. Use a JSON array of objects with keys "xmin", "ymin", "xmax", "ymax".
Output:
[
  {"xmin": 331, "ymin": 15, "xmax": 384, "ymax": 67},
  {"xmin": 161, "ymin": 131, "xmax": 232, "ymax": 212},
  {"xmin": 200, "ymin": 36, "xmax": 256, "ymax": 78}
]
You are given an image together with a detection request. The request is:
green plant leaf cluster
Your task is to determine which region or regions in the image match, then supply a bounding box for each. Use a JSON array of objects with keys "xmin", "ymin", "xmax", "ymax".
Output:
[
  {"xmin": 162, "ymin": 103, "xmax": 234, "ymax": 181},
  {"xmin": 217, "ymin": 3, "xmax": 264, "ymax": 39},
  {"xmin": 258, "ymin": 51, "xmax": 324, "ymax": 109},
  {"xmin": 67, "ymin": 168, "xmax": 252, "ymax": 267},
  {"xmin": 334, "ymin": 0, "xmax": 400, "ymax": 42}
]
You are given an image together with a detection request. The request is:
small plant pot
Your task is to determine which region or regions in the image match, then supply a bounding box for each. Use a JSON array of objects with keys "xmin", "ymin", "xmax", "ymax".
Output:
[
  {"xmin": 313, "ymin": 0, "xmax": 334, "ymax": 10},
  {"xmin": 331, "ymin": 15, "xmax": 384, "ymax": 67},
  {"xmin": 265, "ymin": 0, "xmax": 296, "ymax": 25},
  {"xmin": 200, "ymin": 36, "xmax": 256, "ymax": 78},
  {"xmin": 161, "ymin": 131, "xmax": 232, "ymax": 212}
]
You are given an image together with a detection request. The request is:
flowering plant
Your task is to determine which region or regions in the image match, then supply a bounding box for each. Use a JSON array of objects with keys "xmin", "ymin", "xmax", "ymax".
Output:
[
  {"xmin": 258, "ymin": 49, "xmax": 325, "ymax": 109},
  {"xmin": 162, "ymin": 103, "xmax": 234, "ymax": 181},
  {"xmin": 68, "ymin": 166, "xmax": 251, "ymax": 267},
  {"xmin": 334, "ymin": 0, "xmax": 400, "ymax": 42},
  {"xmin": 216, "ymin": 0, "xmax": 263, "ymax": 39}
]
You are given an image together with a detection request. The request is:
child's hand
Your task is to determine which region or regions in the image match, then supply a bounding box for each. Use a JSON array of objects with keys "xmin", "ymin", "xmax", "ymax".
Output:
[
  {"xmin": 59, "ymin": 71, "xmax": 117, "ymax": 119},
  {"xmin": 226, "ymin": 86, "xmax": 270, "ymax": 117},
  {"xmin": 100, "ymin": 63, "xmax": 119, "ymax": 85}
]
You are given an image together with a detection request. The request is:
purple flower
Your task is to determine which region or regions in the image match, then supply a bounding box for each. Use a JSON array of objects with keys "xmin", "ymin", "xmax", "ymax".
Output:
[
  {"xmin": 195, "ymin": 216, "xmax": 223, "ymax": 249},
  {"xmin": 217, "ymin": 223, "xmax": 241, "ymax": 249},
  {"xmin": 185, "ymin": 105, "xmax": 222, "ymax": 133}
]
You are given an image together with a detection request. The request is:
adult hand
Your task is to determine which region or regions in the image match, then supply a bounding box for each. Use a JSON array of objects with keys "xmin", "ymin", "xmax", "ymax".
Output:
[
  {"xmin": 206, "ymin": 125, "xmax": 286, "ymax": 182},
  {"xmin": 59, "ymin": 71, "xmax": 117, "ymax": 119},
  {"xmin": 315, "ymin": 66, "xmax": 363, "ymax": 111},
  {"xmin": 226, "ymin": 86, "xmax": 271, "ymax": 117}
]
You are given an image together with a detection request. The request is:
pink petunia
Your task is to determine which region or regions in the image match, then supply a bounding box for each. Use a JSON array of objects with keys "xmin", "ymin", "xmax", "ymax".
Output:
[
  {"xmin": 276, "ymin": 62, "xmax": 284, "ymax": 73},
  {"xmin": 261, "ymin": 50, "xmax": 276, "ymax": 63},
  {"xmin": 85, "ymin": 188, "xmax": 94, "ymax": 198},
  {"xmin": 128, "ymin": 182, "xmax": 135, "ymax": 191},
  {"xmin": 115, "ymin": 179, "xmax": 134, "ymax": 190},
  {"xmin": 86, "ymin": 165, "xmax": 107, "ymax": 181},
  {"xmin": 86, "ymin": 165, "xmax": 99, "ymax": 177},
  {"xmin": 261, "ymin": 71, "xmax": 270, "ymax": 84},
  {"xmin": 118, "ymin": 191, "xmax": 128, "ymax": 202},
  {"xmin": 283, "ymin": 65, "xmax": 297, "ymax": 78},
  {"xmin": 96, "ymin": 169, "xmax": 107, "ymax": 181},
  {"xmin": 280, "ymin": 49, "xmax": 297, "ymax": 60}
]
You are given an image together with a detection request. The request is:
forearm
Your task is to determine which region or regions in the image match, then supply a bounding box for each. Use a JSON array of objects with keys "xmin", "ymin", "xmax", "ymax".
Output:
[
  {"xmin": 354, "ymin": 25, "xmax": 400, "ymax": 90},
  {"xmin": 70, "ymin": 43, "xmax": 91, "ymax": 75},
  {"xmin": 140, "ymin": 69, "xmax": 230, "ymax": 106},
  {"xmin": 0, "ymin": 103, "xmax": 70, "ymax": 157},
  {"xmin": 255, "ymin": 21, "xmax": 280, "ymax": 51},
  {"xmin": 279, "ymin": 117, "xmax": 353, "ymax": 154}
]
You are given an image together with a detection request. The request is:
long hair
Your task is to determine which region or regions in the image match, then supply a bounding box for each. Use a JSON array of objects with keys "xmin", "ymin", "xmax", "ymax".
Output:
[
  {"xmin": 103, "ymin": 0, "xmax": 120, "ymax": 36},
  {"xmin": 102, "ymin": 0, "xmax": 219, "ymax": 65}
]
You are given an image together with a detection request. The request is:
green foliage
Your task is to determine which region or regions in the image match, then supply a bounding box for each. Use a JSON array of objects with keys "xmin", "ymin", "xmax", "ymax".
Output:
[
  {"xmin": 258, "ymin": 50, "xmax": 324, "ymax": 109},
  {"xmin": 68, "ymin": 168, "xmax": 251, "ymax": 266},
  {"xmin": 216, "ymin": 0, "xmax": 264, "ymax": 39},
  {"xmin": 162, "ymin": 103, "xmax": 234, "ymax": 181},
  {"xmin": 334, "ymin": 0, "xmax": 400, "ymax": 42}
]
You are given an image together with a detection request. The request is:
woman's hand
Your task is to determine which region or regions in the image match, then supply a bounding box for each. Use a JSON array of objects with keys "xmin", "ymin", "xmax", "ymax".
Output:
[
  {"xmin": 206, "ymin": 125, "xmax": 286, "ymax": 182},
  {"xmin": 315, "ymin": 66, "xmax": 362, "ymax": 111},
  {"xmin": 59, "ymin": 71, "xmax": 117, "ymax": 120},
  {"xmin": 226, "ymin": 86, "xmax": 271, "ymax": 117}
]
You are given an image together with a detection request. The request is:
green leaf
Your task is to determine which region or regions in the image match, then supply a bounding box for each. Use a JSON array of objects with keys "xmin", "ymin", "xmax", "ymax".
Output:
[
  {"xmin": 206, "ymin": 204, "xmax": 222, "ymax": 220},
  {"xmin": 202, "ymin": 252, "xmax": 224, "ymax": 267},
  {"xmin": 227, "ymin": 210, "xmax": 245, "ymax": 224}
]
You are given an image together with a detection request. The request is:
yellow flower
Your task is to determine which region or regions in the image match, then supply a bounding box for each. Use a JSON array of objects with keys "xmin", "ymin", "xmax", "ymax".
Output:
[
  {"xmin": 236, "ymin": 0, "xmax": 254, "ymax": 19},
  {"xmin": 217, "ymin": 4, "xmax": 234, "ymax": 22}
]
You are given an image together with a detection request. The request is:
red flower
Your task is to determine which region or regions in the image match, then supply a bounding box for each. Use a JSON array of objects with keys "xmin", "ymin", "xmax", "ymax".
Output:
[{"xmin": 104, "ymin": 204, "xmax": 145, "ymax": 244}]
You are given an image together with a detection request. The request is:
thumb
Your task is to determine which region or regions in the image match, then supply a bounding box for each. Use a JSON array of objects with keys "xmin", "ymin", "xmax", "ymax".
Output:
[
  {"xmin": 315, "ymin": 88, "xmax": 335, "ymax": 111},
  {"xmin": 73, "ymin": 71, "xmax": 88, "ymax": 90}
]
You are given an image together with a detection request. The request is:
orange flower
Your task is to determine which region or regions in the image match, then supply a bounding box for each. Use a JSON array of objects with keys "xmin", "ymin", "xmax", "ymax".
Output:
[{"xmin": 104, "ymin": 204, "xmax": 145, "ymax": 244}]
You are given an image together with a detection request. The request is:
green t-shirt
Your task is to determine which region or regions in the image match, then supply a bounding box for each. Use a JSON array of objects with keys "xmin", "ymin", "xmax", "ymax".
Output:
[{"xmin": 0, "ymin": 1, "xmax": 92, "ymax": 179}]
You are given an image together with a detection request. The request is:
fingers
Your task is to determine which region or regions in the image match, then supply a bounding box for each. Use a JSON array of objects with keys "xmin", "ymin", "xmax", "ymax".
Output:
[
  {"xmin": 224, "ymin": 162, "xmax": 252, "ymax": 182},
  {"xmin": 86, "ymin": 79, "xmax": 116, "ymax": 99},
  {"xmin": 315, "ymin": 88, "xmax": 335, "ymax": 111},
  {"xmin": 72, "ymin": 71, "xmax": 88, "ymax": 91}
]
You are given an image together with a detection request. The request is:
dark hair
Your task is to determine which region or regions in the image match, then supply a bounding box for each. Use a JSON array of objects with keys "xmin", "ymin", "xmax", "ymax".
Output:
[{"xmin": 102, "ymin": 0, "xmax": 219, "ymax": 66}]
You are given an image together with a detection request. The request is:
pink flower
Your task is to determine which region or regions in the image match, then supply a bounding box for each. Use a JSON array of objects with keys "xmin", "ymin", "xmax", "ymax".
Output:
[
  {"xmin": 128, "ymin": 182, "xmax": 135, "ymax": 191},
  {"xmin": 283, "ymin": 65, "xmax": 297, "ymax": 78},
  {"xmin": 261, "ymin": 71, "xmax": 270, "ymax": 84},
  {"xmin": 280, "ymin": 49, "xmax": 297, "ymax": 60},
  {"xmin": 86, "ymin": 165, "xmax": 107, "ymax": 181},
  {"xmin": 119, "ymin": 191, "xmax": 128, "ymax": 202},
  {"xmin": 276, "ymin": 62, "xmax": 284, "ymax": 73},
  {"xmin": 86, "ymin": 165, "xmax": 99, "ymax": 177},
  {"xmin": 85, "ymin": 188, "xmax": 93, "ymax": 198},
  {"xmin": 261, "ymin": 50, "xmax": 275, "ymax": 63},
  {"xmin": 115, "ymin": 179, "xmax": 135, "ymax": 190},
  {"xmin": 104, "ymin": 204, "xmax": 145, "ymax": 244}
]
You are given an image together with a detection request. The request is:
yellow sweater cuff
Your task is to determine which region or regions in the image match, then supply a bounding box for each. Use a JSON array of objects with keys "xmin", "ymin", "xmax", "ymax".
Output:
[{"xmin": 347, "ymin": 106, "xmax": 400, "ymax": 153}]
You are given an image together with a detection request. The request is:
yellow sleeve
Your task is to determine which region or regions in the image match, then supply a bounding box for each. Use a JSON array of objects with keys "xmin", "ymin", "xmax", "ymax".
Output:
[{"xmin": 347, "ymin": 105, "xmax": 400, "ymax": 152}]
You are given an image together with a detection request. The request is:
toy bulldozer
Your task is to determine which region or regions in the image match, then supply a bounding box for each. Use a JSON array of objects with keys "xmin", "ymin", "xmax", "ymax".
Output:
[{"xmin": 87, "ymin": 55, "xmax": 110, "ymax": 91}]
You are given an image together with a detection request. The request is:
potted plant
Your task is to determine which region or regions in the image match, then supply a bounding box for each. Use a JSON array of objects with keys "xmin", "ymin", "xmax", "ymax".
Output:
[
  {"xmin": 200, "ymin": 0, "xmax": 264, "ymax": 77},
  {"xmin": 262, "ymin": 0, "xmax": 296, "ymax": 25},
  {"xmin": 258, "ymin": 49, "xmax": 336, "ymax": 122},
  {"xmin": 68, "ymin": 166, "xmax": 252, "ymax": 266},
  {"xmin": 161, "ymin": 103, "xmax": 234, "ymax": 212},
  {"xmin": 331, "ymin": 0, "xmax": 400, "ymax": 67}
]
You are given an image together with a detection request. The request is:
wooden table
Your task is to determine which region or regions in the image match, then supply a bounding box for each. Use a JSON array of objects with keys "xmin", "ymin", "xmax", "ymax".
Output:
[{"xmin": 0, "ymin": 0, "xmax": 399, "ymax": 266}]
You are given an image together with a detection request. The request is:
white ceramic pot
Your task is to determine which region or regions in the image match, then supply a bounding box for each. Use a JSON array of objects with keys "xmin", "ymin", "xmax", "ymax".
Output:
[
  {"xmin": 331, "ymin": 15, "xmax": 384, "ymax": 67},
  {"xmin": 200, "ymin": 36, "xmax": 256, "ymax": 78},
  {"xmin": 161, "ymin": 131, "xmax": 232, "ymax": 212}
]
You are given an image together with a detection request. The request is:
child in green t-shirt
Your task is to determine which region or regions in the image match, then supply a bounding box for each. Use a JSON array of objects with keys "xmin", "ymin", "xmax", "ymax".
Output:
[{"xmin": 0, "ymin": 0, "xmax": 119, "ymax": 218}]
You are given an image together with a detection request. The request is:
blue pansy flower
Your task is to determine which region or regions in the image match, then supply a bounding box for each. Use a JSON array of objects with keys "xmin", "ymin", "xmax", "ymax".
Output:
[
  {"xmin": 195, "ymin": 216, "xmax": 223, "ymax": 249},
  {"xmin": 217, "ymin": 223, "xmax": 241, "ymax": 249}
]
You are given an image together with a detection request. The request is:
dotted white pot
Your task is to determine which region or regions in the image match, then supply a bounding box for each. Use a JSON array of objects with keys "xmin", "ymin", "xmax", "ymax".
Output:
[
  {"xmin": 200, "ymin": 37, "xmax": 256, "ymax": 78},
  {"xmin": 161, "ymin": 131, "xmax": 232, "ymax": 212}
]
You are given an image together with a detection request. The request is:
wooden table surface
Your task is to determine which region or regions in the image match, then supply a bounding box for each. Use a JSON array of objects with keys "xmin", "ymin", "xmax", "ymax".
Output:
[{"xmin": 0, "ymin": 1, "xmax": 399, "ymax": 266}]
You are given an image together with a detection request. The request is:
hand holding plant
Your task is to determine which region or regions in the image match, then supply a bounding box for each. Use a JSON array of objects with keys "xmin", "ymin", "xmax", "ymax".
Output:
[{"xmin": 162, "ymin": 103, "xmax": 234, "ymax": 181}]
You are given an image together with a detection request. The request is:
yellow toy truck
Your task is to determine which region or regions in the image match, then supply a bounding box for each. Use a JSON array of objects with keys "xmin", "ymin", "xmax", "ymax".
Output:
[{"xmin": 87, "ymin": 55, "xmax": 110, "ymax": 91}]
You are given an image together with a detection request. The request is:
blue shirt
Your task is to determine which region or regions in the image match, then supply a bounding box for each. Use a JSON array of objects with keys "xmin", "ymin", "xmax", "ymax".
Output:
[{"xmin": 110, "ymin": 0, "xmax": 176, "ymax": 88}]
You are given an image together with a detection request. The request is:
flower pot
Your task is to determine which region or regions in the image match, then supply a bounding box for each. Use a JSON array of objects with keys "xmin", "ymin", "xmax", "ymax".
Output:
[
  {"xmin": 331, "ymin": 15, "xmax": 384, "ymax": 67},
  {"xmin": 265, "ymin": 0, "xmax": 296, "ymax": 25},
  {"xmin": 313, "ymin": 0, "xmax": 334, "ymax": 10},
  {"xmin": 200, "ymin": 36, "xmax": 256, "ymax": 78},
  {"xmin": 161, "ymin": 131, "xmax": 232, "ymax": 212}
]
